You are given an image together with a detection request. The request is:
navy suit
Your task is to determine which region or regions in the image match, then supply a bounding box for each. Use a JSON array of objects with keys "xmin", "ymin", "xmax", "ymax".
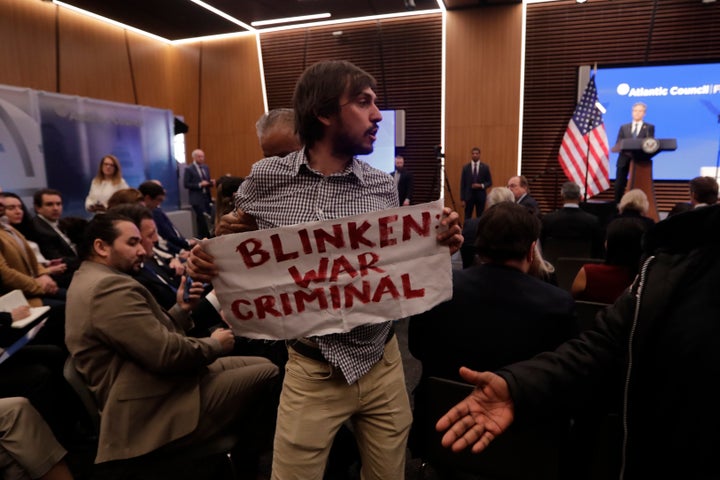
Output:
[
  {"xmin": 614, "ymin": 122, "xmax": 655, "ymax": 203},
  {"xmin": 518, "ymin": 193, "xmax": 541, "ymax": 218},
  {"xmin": 31, "ymin": 216, "xmax": 76, "ymax": 261},
  {"xmin": 31, "ymin": 215, "xmax": 80, "ymax": 287},
  {"xmin": 390, "ymin": 169, "xmax": 413, "ymax": 206},
  {"xmin": 183, "ymin": 163, "xmax": 213, "ymax": 238},
  {"xmin": 460, "ymin": 161, "xmax": 492, "ymax": 219},
  {"xmin": 152, "ymin": 208, "xmax": 190, "ymax": 254},
  {"xmin": 134, "ymin": 259, "xmax": 223, "ymax": 337}
]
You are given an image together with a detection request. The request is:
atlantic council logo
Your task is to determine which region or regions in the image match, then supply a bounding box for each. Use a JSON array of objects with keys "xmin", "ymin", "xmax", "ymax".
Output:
[
  {"xmin": 616, "ymin": 83, "xmax": 631, "ymax": 96},
  {"xmin": 615, "ymin": 82, "xmax": 719, "ymax": 97}
]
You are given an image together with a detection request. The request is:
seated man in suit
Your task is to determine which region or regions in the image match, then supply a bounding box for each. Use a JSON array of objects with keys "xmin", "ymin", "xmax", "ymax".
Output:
[
  {"xmin": 507, "ymin": 175, "xmax": 541, "ymax": 217},
  {"xmin": 689, "ymin": 176, "xmax": 718, "ymax": 208},
  {"xmin": 31, "ymin": 189, "xmax": 80, "ymax": 288},
  {"xmin": 65, "ymin": 212, "xmax": 278, "ymax": 467},
  {"xmin": 138, "ymin": 180, "xmax": 195, "ymax": 256},
  {"xmin": 541, "ymin": 181, "xmax": 604, "ymax": 259},
  {"xmin": 108, "ymin": 203, "xmax": 223, "ymax": 337},
  {"xmin": 408, "ymin": 202, "xmax": 576, "ymax": 456}
]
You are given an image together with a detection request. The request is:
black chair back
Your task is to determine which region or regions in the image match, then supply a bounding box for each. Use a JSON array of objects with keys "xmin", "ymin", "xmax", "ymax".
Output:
[
  {"xmin": 575, "ymin": 300, "xmax": 610, "ymax": 331},
  {"xmin": 541, "ymin": 237, "xmax": 594, "ymax": 266},
  {"xmin": 554, "ymin": 257, "xmax": 604, "ymax": 292}
]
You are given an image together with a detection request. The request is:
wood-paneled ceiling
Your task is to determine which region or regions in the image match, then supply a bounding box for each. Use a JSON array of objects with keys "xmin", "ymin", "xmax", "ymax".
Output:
[{"xmin": 49, "ymin": 0, "xmax": 520, "ymax": 41}]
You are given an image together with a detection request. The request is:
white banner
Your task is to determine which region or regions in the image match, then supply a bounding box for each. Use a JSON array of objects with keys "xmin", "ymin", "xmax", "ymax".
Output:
[{"xmin": 204, "ymin": 200, "xmax": 453, "ymax": 340}]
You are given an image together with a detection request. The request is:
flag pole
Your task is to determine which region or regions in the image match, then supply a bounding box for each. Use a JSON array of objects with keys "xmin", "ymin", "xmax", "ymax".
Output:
[{"xmin": 583, "ymin": 64, "xmax": 599, "ymax": 204}]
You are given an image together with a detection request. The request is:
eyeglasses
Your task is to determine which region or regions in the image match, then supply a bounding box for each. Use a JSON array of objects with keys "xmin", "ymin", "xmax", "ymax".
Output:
[{"xmin": 507, "ymin": 184, "xmax": 519, "ymax": 188}]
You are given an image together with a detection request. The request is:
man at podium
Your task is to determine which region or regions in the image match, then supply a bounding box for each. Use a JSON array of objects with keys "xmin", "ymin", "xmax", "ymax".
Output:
[{"xmin": 614, "ymin": 102, "xmax": 655, "ymax": 203}]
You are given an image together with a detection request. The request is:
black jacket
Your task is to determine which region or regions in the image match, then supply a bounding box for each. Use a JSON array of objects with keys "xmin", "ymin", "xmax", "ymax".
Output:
[{"xmin": 498, "ymin": 204, "xmax": 720, "ymax": 479}]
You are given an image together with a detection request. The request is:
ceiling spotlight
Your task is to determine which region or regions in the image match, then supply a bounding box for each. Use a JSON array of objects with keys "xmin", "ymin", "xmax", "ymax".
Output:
[
  {"xmin": 404, "ymin": 0, "xmax": 416, "ymax": 8},
  {"xmin": 576, "ymin": 0, "xmax": 588, "ymax": 3}
]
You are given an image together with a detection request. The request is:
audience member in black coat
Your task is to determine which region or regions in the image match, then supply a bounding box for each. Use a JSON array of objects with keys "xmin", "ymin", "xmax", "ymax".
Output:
[
  {"xmin": 408, "ymin": 203, "xmax": 576, "ymax": 457},
  {"xmin": 541, "ymin": 181, "xmax": 604, "ymax": 258},
  {"xmin": 615, "ymin": 188, "xmax": 655, "ymax": 230}
]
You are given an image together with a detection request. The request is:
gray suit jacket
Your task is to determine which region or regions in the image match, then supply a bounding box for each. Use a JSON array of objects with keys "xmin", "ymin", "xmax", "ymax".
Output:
[{"xmin": 65, "ymin": 261, "xmax": 222, "ymax": 462}]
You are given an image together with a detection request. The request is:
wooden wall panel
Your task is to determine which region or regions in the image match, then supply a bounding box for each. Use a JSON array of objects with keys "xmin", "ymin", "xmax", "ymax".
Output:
[
  {"xmin": 197, "ymin": 34, "xmax": 265, "ymax": 178},
  {"xmin": 166, "ymin": 45, "xmax": 202, "ymax": 161},
  {"xmin": 57, "ymin": 7, "xmax": 136, "ymax": 103},
  {"xmin": 259, "ymin": 14, "xmax": 443, "ymax": 205},
  {"xmin": 445, "ymin": 5, "xmax": 523, "ymax": 219},
  {"xmin": 524, "ymin": 0, "xmax": 720, "ymax": 214},
  {"xmin": 125, "ymin": 33, "xmax": 175, "ymax": 108},
  {"xmin": 0, "ymin": 0, "xmax": 57, "ymax": 91},
  {"xmin": 0, "ymin": 0, "xmax": 266, "ymax": 190}
]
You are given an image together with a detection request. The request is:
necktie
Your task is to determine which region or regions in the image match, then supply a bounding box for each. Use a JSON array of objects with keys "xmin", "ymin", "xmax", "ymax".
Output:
[
  {"xmin": 632, "ymin": 123, "xmax": 639, "ymax": 138},
  {"xmin": 48, "ymin": 220, "xmax": 76, "ymax": 254},
  {"xmin": 473, "ymin": 162, "xmax": 478, "ymax": 180}
]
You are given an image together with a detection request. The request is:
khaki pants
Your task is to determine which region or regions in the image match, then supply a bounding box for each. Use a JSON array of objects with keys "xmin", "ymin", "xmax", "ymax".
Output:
[
  {"xmin": 0, "ymin": 397, "xmax": 66, "ymax": 480},
  {"xmin": 271, "ymin": 336, "xmax": 412, "ymax": 480}
]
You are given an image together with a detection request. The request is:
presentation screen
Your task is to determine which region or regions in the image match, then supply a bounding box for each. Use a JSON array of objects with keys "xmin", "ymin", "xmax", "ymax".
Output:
[
  {"xmin": 358, "ymin": 109, "xmax": 396, "ymax": 173},
  {"xmin": 595, "ymin": 62, "xmax": 720, "ymax": 180}
]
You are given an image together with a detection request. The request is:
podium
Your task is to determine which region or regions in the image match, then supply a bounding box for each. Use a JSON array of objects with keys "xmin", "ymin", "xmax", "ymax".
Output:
[{"xmin": 612, "ymin": 138, "xmax": 677, "ymax": 222}]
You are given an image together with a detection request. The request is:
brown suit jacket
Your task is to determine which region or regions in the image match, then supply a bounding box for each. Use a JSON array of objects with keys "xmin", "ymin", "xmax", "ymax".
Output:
[
  {"xmin": 65, "ymin": 261, "xmax": 223, "ymax": 463},
  {"xmin": 0, "ymin": 226, "xmax": 47, "ymax": 306}
]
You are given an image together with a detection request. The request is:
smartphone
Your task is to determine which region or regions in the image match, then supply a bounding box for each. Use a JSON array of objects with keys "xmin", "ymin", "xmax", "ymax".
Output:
[{"xmin": 183, "ymin": 276, "xmax": 193, "ymax": 303}]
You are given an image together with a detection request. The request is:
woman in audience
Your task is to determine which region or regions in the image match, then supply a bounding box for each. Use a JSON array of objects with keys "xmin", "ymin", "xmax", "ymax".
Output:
[
  {"xmin": 616, "ymin": 188, "xmax": 655, "ymax": 229},
  {"xmin": 571, "ymin": 217, "xmax": 646, "ymax": 303},
  {"xmin": 105, "ymin": 188, "xmax": 142, "ymax": 209},
  {"xmin": 0, "ymin": 192, "xmax": 37, "ymax": 242},
  {"xmin": 84, "ymin": 154, "xmax": 129, "ymax": 213},
  {"xmin": 0, "ymin": 193, "xmax": 66, "ymax": 277},
  {"xmin": 0, "ymin": 198, "xmax": 63, "ymax": 306}
]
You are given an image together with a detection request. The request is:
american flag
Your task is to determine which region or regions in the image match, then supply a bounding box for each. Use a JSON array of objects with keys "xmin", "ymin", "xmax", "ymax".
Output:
[{"xmin": 558, "ymin": 75, "xmax": 610, "ymax": 198}]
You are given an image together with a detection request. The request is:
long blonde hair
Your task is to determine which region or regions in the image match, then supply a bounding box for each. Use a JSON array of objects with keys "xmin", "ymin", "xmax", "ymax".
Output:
[{"xmin": 94, "ymin": 154, "xmax": 124, "ymax": 185}]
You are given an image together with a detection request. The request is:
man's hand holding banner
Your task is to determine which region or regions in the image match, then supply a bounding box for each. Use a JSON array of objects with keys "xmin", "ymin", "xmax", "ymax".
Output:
[{"xmin": 204, "ymin": 199, "xmax": 453, "ymax": 340}]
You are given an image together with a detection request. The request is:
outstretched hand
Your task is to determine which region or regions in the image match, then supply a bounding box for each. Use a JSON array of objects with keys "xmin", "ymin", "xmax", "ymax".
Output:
[{"xmin": 436, "ymin": 367, "xmax": 515, "ymax": 454}]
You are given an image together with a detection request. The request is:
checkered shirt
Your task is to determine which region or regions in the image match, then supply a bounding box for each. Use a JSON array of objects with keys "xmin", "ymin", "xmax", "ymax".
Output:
[{"xmin": 234, "ymin": 150, "xmax": 399, "ymax": 384}]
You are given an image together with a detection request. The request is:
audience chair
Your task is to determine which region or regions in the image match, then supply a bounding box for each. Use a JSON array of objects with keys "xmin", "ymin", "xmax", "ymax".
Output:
[
  {"xmin": 415, "ymin": 376, "xmax": 571, "ymax": 480},
  {"xmin": 554, "ymin": 257, "xmax": 604, "ymax": 293},
  {"xmin": 541, "ymin": 237, "xmax": 594, "ymax": 266},
  {"xmin": 574, "ymin": 300, "xmax": 610, "ymax": 331},
  {"xmin": 63, "ymin": 357, "xmax": 242, "ymax": 480}
]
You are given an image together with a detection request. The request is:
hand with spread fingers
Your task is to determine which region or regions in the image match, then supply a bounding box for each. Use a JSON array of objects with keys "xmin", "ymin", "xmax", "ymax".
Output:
[{"xmin": 436, "ymin": 366, "xmax": 515, "ymax": 454}]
